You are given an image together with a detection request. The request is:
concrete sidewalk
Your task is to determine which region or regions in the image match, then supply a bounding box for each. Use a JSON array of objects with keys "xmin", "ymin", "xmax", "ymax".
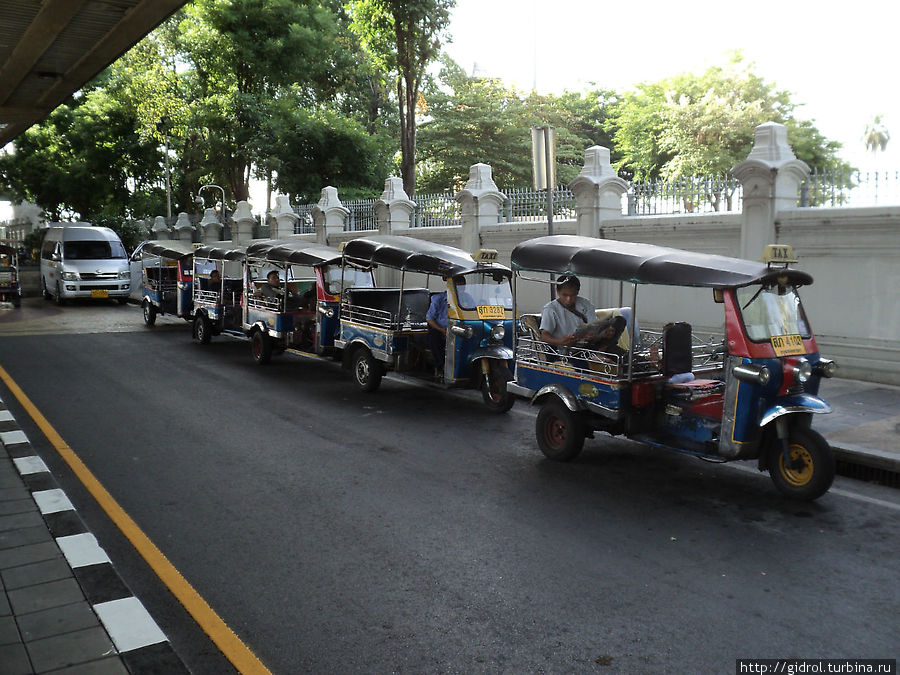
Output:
[{"xmin": 0, "ymin": 377, "xmax": 897, "ymax": 673}]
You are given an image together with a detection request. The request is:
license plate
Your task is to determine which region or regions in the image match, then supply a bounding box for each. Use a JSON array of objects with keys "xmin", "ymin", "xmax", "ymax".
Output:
[
  {"xmin": 477, "ymin": 305, "xmax": 504, "ymax": 320},
  {"xmin": 91, "ymin": 289, "xmax": 109, "ymax": 298},
  {"xmin": 771, "ymin": 333, "xmax": 805, "ymax": 356}
]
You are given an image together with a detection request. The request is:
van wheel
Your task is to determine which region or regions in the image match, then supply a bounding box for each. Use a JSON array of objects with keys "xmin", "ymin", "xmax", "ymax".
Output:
[
  {"xmin": 536, "ymin": 399, "xmax": 586, "ymax": 461},
  {"xmin": 352, "ymin": 349, "xmax": 382, "ymax": 393},
  {"xmin": 251, "ymin": 330, "xmax": 272, "ymax": 365},
  {"xmin": 42, "ymin": 279, "xmax": 51, "ymax": 301},
  {"xmin": 142, "ymin": 301, "xmax": 157, "ymax": 327},
  {"xmin": 768, "ymin": 429, "xmax": 834, "ymax": 501},
  {"xmin": 194, "ymin": 313, "xmax": 212, "ymax": 344},
  {"xmin": 54, "ymin": 281, "xmax": 66, "ymax": 306}
]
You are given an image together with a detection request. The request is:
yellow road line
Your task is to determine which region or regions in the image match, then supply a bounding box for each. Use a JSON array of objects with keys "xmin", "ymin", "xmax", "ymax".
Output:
[{"xmin": 0, "ymin": 364, "xmax": 270, "ymax": 675}]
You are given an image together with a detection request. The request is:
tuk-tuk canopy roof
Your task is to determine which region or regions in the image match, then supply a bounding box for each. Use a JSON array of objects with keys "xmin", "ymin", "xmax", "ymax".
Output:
[
  {"xmin": 245, "ymin": 238, "xmax": 341, "ymax": 266},
  {"xmin": 141, "ymin": 240, "xmax": 196, "ymax": 260},
  {"xmin": 511, "ymin": 235, "xmax": 813, "ymax": 288},
  {"xmin": 193, "ymin": 243, "xmax": 246, "ymax": 262},
  {"xmin": 341, "ymin": 235, "xmax": 509, "ymax": 277},
  {"xmin": 0, "ymin": 243, "xmax": 17, "ymax": 256}
]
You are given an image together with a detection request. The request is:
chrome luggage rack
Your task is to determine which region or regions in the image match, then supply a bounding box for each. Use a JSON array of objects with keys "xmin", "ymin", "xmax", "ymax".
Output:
[{"xmin": 341, "ymin": 301, "xmax": 427, "ymax": 332}]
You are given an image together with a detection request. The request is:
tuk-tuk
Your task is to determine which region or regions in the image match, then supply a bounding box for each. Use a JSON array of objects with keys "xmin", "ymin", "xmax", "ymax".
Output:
[
  {"xmin": 337, "ymin": 235, "xmax": 515, "ymax": 412},
  {"xmin": 190, "ymin": 243, "xmax": 246, "ymax": 345},
  {"xmin": 243, "ymin": 238, "xmax": 375, "ymax": 363},
  {"xmin": 509, "ymin": 235, "xmax": 837, "ymax": 500},
  {"xmin": 139, "ymin": 240, "xmax": 195, "ymax": 326},
  {"xmin": 0, "ymin": 243, "xmax": 22, "ymax": 308}
]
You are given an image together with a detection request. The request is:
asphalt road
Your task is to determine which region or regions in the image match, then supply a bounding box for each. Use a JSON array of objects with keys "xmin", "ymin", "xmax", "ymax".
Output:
[{"xmin": 1, "ymin": 299, "xmax": 898, "ymax": 673}]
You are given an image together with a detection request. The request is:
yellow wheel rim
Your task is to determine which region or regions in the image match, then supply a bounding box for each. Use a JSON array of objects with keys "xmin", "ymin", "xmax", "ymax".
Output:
[{"xmin": 779, "ymin": 444, "xmax": 814, "ymax": 486}]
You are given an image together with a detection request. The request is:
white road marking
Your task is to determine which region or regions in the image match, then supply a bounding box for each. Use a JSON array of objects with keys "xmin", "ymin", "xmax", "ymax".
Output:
[
  {"xmin": 0, "ymin": 429, "xmax": 28, "ymax": 446},
  {"xmin": 56, "ymin": 532, "xmax": 111, "ymax": 568},
  {"xmin": 32, "ymin": 488, "xmax": 75, "ymax": 514},
  {"xmin": 94, "ymin": 596, "xmax": 168, "ymax": 653},
  {"xmin": 13, "ymin": 455, "xmax": 48, "ymax": 475}
]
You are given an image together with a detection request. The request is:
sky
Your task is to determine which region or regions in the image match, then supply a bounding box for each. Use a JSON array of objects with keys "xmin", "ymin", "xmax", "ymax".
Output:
[{"xmin": 3, "ymin": 0, "xmax": 897, "ymax": 221}]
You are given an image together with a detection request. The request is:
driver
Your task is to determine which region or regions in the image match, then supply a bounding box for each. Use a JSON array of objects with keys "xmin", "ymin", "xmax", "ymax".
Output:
[{"xmin": 539, "ymin": 274, "xmax": 597, "ymax": 348}]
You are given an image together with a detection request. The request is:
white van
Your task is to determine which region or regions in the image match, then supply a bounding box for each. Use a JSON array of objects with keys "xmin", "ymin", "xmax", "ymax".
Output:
[{"xmin": 40, "ymin": 224, "xmax": 131, "ymax": 304}]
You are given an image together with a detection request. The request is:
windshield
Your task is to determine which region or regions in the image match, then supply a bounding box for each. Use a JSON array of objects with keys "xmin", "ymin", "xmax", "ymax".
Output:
[
  {"xmin": 64, "ymin": 240, "xmax": 126, "ymax": 260},
  {"xmin": 454, "ymin": 271, "xmax": 513, "ymax": 310},
  {"xmin": 324, "ymin": 265, "xmax": 375, "ymax": 296},
  {"xmin": 736, "ymin": 284, "xmax": 810, "ymax": 342}
]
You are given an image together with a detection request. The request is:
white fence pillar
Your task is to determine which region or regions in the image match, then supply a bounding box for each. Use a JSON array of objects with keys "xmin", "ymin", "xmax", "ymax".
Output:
[
  {"xmin": 151, "ymin": 216, "xmax": 170, "ymax": 240},
  {"xmin": 456, "ymin": 163, "xmax": 505, "ymax": 253},
  {"xmin": 231, "ymin": 201, "xmax": 256, "ymax": 245},
  {"xmin": 199, "ymin": 208, "xmax": 223, "ymax": 243},
  {"xmin": 375, "ymin": 177, "xmax": 414, "ymax": 234},
  {"xmin": 312, "ymin": 186, "xmax": 349, "ymax": 246},
  {"xmin": 174, "ymin": 212, "xmax": 194, "ymax": 244},
  {"xmin": 272, "ymin": 195, "xmax": 300, "ymax": 239},
  {"xmin": 732, "ymin": 122, "xmax": 810, "ymax": 259}
]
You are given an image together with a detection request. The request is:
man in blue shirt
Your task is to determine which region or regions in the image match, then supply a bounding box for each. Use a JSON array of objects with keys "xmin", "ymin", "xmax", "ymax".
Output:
[{"xmin": 426, "ymin": 289, "xmax": 448, "ymax": 378}]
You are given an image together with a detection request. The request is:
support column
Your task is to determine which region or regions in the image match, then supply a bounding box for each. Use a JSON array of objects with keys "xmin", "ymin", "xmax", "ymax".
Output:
[
  {"xmin": 375, "ymin": 177, "xmax": 415, "ymax": 234},
  {"xmin": 732, "ymin": 122, "xmax": 810, "ymax": 259},
  {"xmin": 455, "ymin": 163, "xmax": 506, "ymax": 253},
  {"xmin": 231, "ymin": 201, "xmax": 256, "ymax": 245},
  {"xmin": 199, "ymin": 208, "xmax": 223, "ymax": 243},
  {"xmin": 312, "ymin": 186, "xmax": 349, "ymax": 245},
  {"xmin": 173, "ymin": 212, "xmax": 194, "ymax": 244},
  {"xmin": 271, "ymin": 195, "xmax": 300, "ymax": 239}
]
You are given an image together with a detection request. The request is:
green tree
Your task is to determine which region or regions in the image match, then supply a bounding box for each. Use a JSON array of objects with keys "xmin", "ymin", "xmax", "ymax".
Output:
[{"xmin": 348, "ymin": 0, "xmax": 455, "ymax": 196}]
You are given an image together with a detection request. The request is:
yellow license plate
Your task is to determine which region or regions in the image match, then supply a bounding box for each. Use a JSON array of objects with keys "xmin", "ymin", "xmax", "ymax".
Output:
[
  {"xmin": 771, "ymin": 333, "xmax": 805, "ymax": 356},
  {"xmin": 91, "ymin": 289, "xmax": 109, "ymax": 299},
  {"xmin": 477, "ymin": 305, "xmax": 505, "ymax": 320}
]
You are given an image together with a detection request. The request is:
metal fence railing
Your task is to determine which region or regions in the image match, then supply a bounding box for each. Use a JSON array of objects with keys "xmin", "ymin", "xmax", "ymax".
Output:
[
  {"xmin": 799, "ymin": 168, "xmax": 900, "ymax": 207},
  {"xmin": 628, "ymin": 175, "xmax": 742, "ymax": 215}
]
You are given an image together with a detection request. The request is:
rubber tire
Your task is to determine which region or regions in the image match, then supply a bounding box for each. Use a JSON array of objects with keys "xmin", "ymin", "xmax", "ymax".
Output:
[
  {"xmin": 54, "ymin": 281, "xmax": 65, "ymax": 306},
  {"xmin": 768, "ymin": 428, "xmax": 835, "ymax": 501},
  {"xmin": 480, "ymin": 361, "xmax": 514, "ymax": 413},
  {"xmin": 42, "ymin": 279, "xmax": 51, "ymax": 301},
  {"xmin": 536, "ymin": 398, "xmax": 586, "ymax": 461},
  {"xmin": 352, "ymin": 349, "xmax": 382, "ymax": 393},
  {"xmin": 194, "ymin": 313, "xmax": 212, "ymax": 344},
  {"xmin": 142, "ymin": 301, "xmax": 157, "ymax": 327},
  {"xmin": 251, "ymin": 330, "xmax": 272, "ymax": 365}
]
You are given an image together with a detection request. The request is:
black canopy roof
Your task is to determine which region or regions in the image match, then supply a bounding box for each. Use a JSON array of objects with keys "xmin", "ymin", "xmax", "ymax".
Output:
[
  {"xmin": 140, "ymin": 240, "xmax": 196, "ymax": 260},
  {"xmin": 0, "ymin": 244, "xmax": 17, "ymax": 256},
  {"xmin": 511, "ymin": 235, "xmax": 813, "ymax": 288},
  {"xmin": 193, "ymin": 243, "xmax": 247, "ymax": 262},
  {"xmin": 245, "ymin": 239, "xmax": 341, "ymax": 266},
  {"xmin": 341, "ymin": 235, "xmax": 508, "ymax": 277}
]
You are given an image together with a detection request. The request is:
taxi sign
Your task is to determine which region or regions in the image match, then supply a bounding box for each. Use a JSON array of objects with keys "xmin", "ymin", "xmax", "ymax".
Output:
[
  {"xmin": 761, "ymin": 244, "xmax": 798, "ymax": 264},
  {"xmin": 477, "ymin": 305, "xmax": 505, "ymax": 320},
  {"xmin": 472, "ymin": 249, "xmax": 499, "ymax": 264},
  {"xmin": 771, "ymin": 333, "xmax": 805, "ymax": 356}
]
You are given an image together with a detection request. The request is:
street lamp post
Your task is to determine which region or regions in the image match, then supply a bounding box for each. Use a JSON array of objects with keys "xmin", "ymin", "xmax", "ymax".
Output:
[{"xmin": 196, "ymin": 184, "xmax": 227, "ymax": 225}]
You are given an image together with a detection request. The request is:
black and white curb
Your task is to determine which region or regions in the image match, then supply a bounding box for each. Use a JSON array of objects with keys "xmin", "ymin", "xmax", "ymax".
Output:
[{"xmin": 0, "ymin": 399, "xmax": 189, "ymax": 674}]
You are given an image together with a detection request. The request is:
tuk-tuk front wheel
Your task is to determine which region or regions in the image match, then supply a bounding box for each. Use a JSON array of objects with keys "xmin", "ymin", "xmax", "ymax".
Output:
[
  {"xmin": 536, "ymin": 399, "xmax": 586, "ymax": 461},
  {"xmin": 352, "ymin": 349, "xmax": 382, "ymax": 393},
  {"xmin": 251, "ymin": 330, "xmax": 272, "ymax": 365},
  {"xmin": 194, "ymin": 313, "xmax": 212, "ymax": 344},
  {"xmin": 480, "ymin": 361, "xmax": 514, "ymax": 413},
  {"xmin": 768, "ymin": 428, "xmax": 835, "ymax": 501},
  {"xmin": 142, "ymin": 301, "xmax": 156, "ymax": 327}
]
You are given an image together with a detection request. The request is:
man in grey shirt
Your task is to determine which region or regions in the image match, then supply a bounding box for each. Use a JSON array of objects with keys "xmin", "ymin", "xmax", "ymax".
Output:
[{"xmin": 540, "ymin": 275, "xmax": 597, "ymax": 348}]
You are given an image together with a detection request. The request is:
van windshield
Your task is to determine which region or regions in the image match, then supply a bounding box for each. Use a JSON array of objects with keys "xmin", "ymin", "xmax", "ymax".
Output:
[{"xmin": 64, "ymin": 240, "xmax": 126, "ymax": 260}]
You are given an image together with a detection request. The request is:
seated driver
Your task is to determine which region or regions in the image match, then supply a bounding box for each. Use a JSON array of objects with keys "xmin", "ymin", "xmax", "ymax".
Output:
[
  {"xmin": 257, "ymin": 270, "xmax": 291, "ymax": 300},
  {"xmin": 539, "ymin": 274, "xmax": 597, "ymax": 348}
]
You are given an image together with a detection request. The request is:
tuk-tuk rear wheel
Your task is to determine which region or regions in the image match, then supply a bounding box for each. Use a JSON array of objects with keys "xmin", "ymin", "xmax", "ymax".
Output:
[
  {"xmin": 768, "ymin": 428, "xmax": 834, "ymax": 501},
  {"xmin": 194, "ymin": 313, "xmax": 212, "ymax": 345},
  {"xmin": 142, "ymin": 301, "xmax": 156, "ymax": 327},
  {"xmin": 251, "ymin": 330, "xmax": 272, "ymax": 365},
  {"xmin": 352, "ymin": 349, "xmax": 382, "ymax": 393},
  {"xmin": 536, "ymin": 399, "xmax": 585, "ymax": 461}
]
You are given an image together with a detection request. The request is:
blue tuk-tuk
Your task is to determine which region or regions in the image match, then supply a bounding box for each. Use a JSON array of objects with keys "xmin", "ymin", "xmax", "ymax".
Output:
[
  {"xmin": 336, "ymin": 235, "xmax": 515, "ymax": 412},
  {"xmin": 138, "ymin": 240, "xmax": 195, "ymax": 326},
  {"xmin": 0, "ymin": 243, "xmax": 22, "ymax": 308},
  {"xmin": 190, "ymin": 243, "xmax": 246, "ymax": 345},
  {"xmin": 509, "ymin": 235, "xmax": 837, "ymax": 500}
]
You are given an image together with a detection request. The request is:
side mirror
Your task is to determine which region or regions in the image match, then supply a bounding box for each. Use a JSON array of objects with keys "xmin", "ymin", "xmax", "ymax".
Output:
[
  {"xmin": 712, "ymin": 288, "xmax": 724, "ymax": 304},
  {"xmin": 51, "ymin": 252, "xmax": 61, "ymax": 262}
]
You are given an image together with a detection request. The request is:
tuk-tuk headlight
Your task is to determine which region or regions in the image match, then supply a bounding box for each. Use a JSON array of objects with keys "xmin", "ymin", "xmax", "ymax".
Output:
[
  {"xmin": 61, "ymin": 271, "xmax": 79, "ymax": 281},
  {"xmin": 317, "ymin": 304, "xmax": 335, "ymax": 318},
  {"xmin": 490, "ymin": 324, "xmax": 505, "ymax": 341},
  {"xmin": 794, "ymin": 358, "xmax": 812, "ymax": 384},
  {"xmin": 814, "ymin": 358, "xmax": 837, "ymax": 378},
  {"xmin": 732, "ymin": 363, "xmax": 771, "ymax": 386}
]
